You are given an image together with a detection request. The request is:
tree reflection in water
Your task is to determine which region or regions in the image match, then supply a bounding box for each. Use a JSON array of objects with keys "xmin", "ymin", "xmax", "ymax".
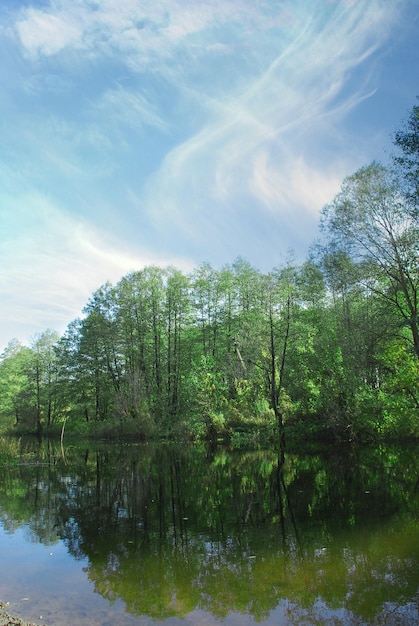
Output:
[{"xmin": 0, "ymin": 438, "xmax": 418, "ymax": 624}]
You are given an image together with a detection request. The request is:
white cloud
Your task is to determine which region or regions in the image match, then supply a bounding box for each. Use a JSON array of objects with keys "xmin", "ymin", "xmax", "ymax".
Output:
[
  {"xmin": 250, "ymin": 152, "xmax": 344, "ymax": 221},
  {"xmin": 16, "ymin": 8, "xmax": 84, "ymax": 57},
  {"xmin": 14, "ymin": 0, "xmax": 265, "ymax": 61},
  {"xmin": 0, "ymin": 192, "xmax": 192, "ymax": 350}
]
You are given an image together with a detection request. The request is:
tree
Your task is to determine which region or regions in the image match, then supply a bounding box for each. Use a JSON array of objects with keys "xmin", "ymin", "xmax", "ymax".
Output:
[
  {"xmin": 164, "ymin": 267, "xmax": 192, "ymax": 420},
  {"xmin": 230, "ymin": 258, "xmax": 265, "ymax": 403},
  {"xmin": 190, "ymin": 262, "xmax": 219, "ymax": 359},
  {"xmin": 320, "ymin": 162, "xmax": 419, "ymax": 359},
  {"xmin": 393, "ymin": 101, "xmax": 419, "ymax": 214},
  {"xmin": 55, "ymin": 318, "xmax": 91, "ymax": 424},
  {"xmin": 0, "ymin": 340, "xmax": 33, "ymax": 429},
  {"xmin": 255, "ymin": 263, "xmax": 299, "ymax": 437},
  {"xmin": 0, "ymin": 332, "xmax": 60, "ymax": 434},
  {"xmin": 114, "ymin": 267, "xmax": 166, "ymax": 425},
  {"xmin": 319, "ymin": 161, "xmax": 419, "ymax": 434},
  {"xmin": 30, "ymin": 330, "xmax": 60, "ymax": 433},
  {"xmin": 78, "ymin": 284, "xmax": 121, "ymax": 421},
  {"xmin": 282, "ymin": 260, "xmax": 328, "ymax": 418}
]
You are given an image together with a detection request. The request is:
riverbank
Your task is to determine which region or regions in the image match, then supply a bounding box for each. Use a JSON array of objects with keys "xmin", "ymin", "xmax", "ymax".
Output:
[{"xmin": 0, "ymin": 601, "xmax": 44, "ymax": 626}]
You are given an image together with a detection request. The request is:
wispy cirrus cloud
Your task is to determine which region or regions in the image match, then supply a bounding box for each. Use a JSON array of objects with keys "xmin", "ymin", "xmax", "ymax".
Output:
[
  {"xmin": 10, "ymin": 0, "xmax": 403, "ymax": 235},
  {"xmin": 93, "ymin": 85, "xmax": 170, "ymax": 134},
  {"xmin": 134, "ymin": 0, "xmax": 401, "ymax": 264}
]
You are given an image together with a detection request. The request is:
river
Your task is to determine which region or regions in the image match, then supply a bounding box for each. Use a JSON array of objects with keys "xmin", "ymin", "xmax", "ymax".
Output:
[{"xmin": 0, "ymin": 437, "xmax": 418, "ymax": 625}]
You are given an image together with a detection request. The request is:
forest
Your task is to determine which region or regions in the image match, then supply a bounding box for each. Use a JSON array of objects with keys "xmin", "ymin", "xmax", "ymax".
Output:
[{"xmin": 1, "ymin": 103, "xmax": 418, "ymax": 445}]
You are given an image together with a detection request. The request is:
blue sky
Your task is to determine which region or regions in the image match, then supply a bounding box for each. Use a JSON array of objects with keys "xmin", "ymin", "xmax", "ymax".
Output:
[{"xmin": 0, "ymin": 0, "xmax": 418, "ymax": 352}]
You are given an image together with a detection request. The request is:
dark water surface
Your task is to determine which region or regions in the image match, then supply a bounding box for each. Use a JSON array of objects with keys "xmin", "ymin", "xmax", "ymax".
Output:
[{"xmin": 0, "ymin": 438, "xmax": 418, "ymax": 625}]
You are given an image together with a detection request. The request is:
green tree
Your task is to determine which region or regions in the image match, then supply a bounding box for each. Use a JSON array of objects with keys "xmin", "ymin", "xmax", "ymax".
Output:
[
  {"xmin": 393, "ymin": 101, "xmax": 419, "ymax": 213},
  {"xmin": 253, "ymin": 263, "xmax": 299, "ymax": 437},
  {"xmin": 0, "ymin": 340, "xmax": 33, "ymax": 429},
  {"xmin": 164, "ymin": 267, "xmax": 192, "ymax": 421},
  {"xmin": 0, "ymin": 332, "xmax": 60, "ymax": 434},
  {"xmin": 114, "ymin": 267, "xmax": 166, "ymax": 427},
  {"xmin": 321, "ymin": 162, "xmax": 419, "ymax": 359},
  {"xmin": 78, "ymin": 283, "xmax": 121, "ymax": 421},
  {"xmin": 229, "ymin": 259, "xmax": 265, "ymax": 409},
  {"xmin": 190, "ymin": 262, "xmax": 220, "ymax": 359},
  {"xmin": 55, "ymin": 318, "xmax": 93, "ymax": 426},
  {"xmin": 320, "ymin": 162, "xmax": 419, "ymax": 432},
  {"xmin": 281, "ymin": 260, "xmax": 327, "ymax": 418},
  {"xmin": 30, "ymin": 329, "xmax": 61, "ymax": 432}
]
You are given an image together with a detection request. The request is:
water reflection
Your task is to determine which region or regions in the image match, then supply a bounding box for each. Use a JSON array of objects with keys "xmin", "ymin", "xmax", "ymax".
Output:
[{"xmin": 0, "ymin": 438, "xmax": 418, "ymax": 624}]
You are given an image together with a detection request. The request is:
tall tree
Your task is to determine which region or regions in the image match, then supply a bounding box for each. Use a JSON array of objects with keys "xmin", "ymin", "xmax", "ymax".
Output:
[
  {"xmin": 393, "ymin": 101, "xmax": 419, "ymax": 214},
  {"xmin": 114, "ymin": 267, "xmax": 166, "ymax": 423},
  {"xmin": 30, "ymin": 329, "xmax": 60, "ymax": 432},
  {"xmin": 55, "ymin": 319, "xmax": 90, "ymax": 423},
  {"xmin": 190, "ymin": 263, "xmax": 219, "ymax": 359},
  {"xmin": 0, "ymin": 332, "xmax": 60, "ymax": 434},
  {"xmin": 256, "ymin": 264, "xmax": 298, "ymax": 436},
  {"xmin": 320, "ymin": 162, "xmax": 419, "ymax": 359},
  {"xmin": 164, "ymin": 267, "xmax": 191, "ymax": 419},
  {"xmin": 79, "ymin": 283, "xmax": 121, "ymax": 421},
  {"xmin": 0, "ymin": 340, "xmax": 34, "ymax": 429},
  {"xmin": 231, "ymin": 258, "xmax": 264, "ymax": 388}
]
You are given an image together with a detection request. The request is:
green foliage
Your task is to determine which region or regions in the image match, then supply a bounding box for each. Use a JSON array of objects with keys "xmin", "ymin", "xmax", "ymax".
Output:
[
  {"xmin": 0, "ymin": 332, "xmax": 61, "ymax": 434},
  {"xmin": 377, "ymin": 341, "xmax": 419, "ymax": 437},
  {"xmin": 0, "ymin": 341, "xmax": 33, "ymax": 430},
  {"xmin": 187, "ymin": 355, "xmax": 229, "ymax": 440},
  {"xmin": 1, "ymin": 246, "xmax": 417, "ymax": 443}
]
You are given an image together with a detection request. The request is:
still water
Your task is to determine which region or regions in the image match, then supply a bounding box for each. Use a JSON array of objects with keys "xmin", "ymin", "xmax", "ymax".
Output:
[{"xmin": 0, "ymin": 438, "xmax": 418, "ymax": 625}]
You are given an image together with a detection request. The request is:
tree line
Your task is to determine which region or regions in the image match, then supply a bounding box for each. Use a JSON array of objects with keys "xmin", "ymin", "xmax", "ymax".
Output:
[{"xmin": 1, "ymin": 103, "xmax": 418, "ymax": 443}]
